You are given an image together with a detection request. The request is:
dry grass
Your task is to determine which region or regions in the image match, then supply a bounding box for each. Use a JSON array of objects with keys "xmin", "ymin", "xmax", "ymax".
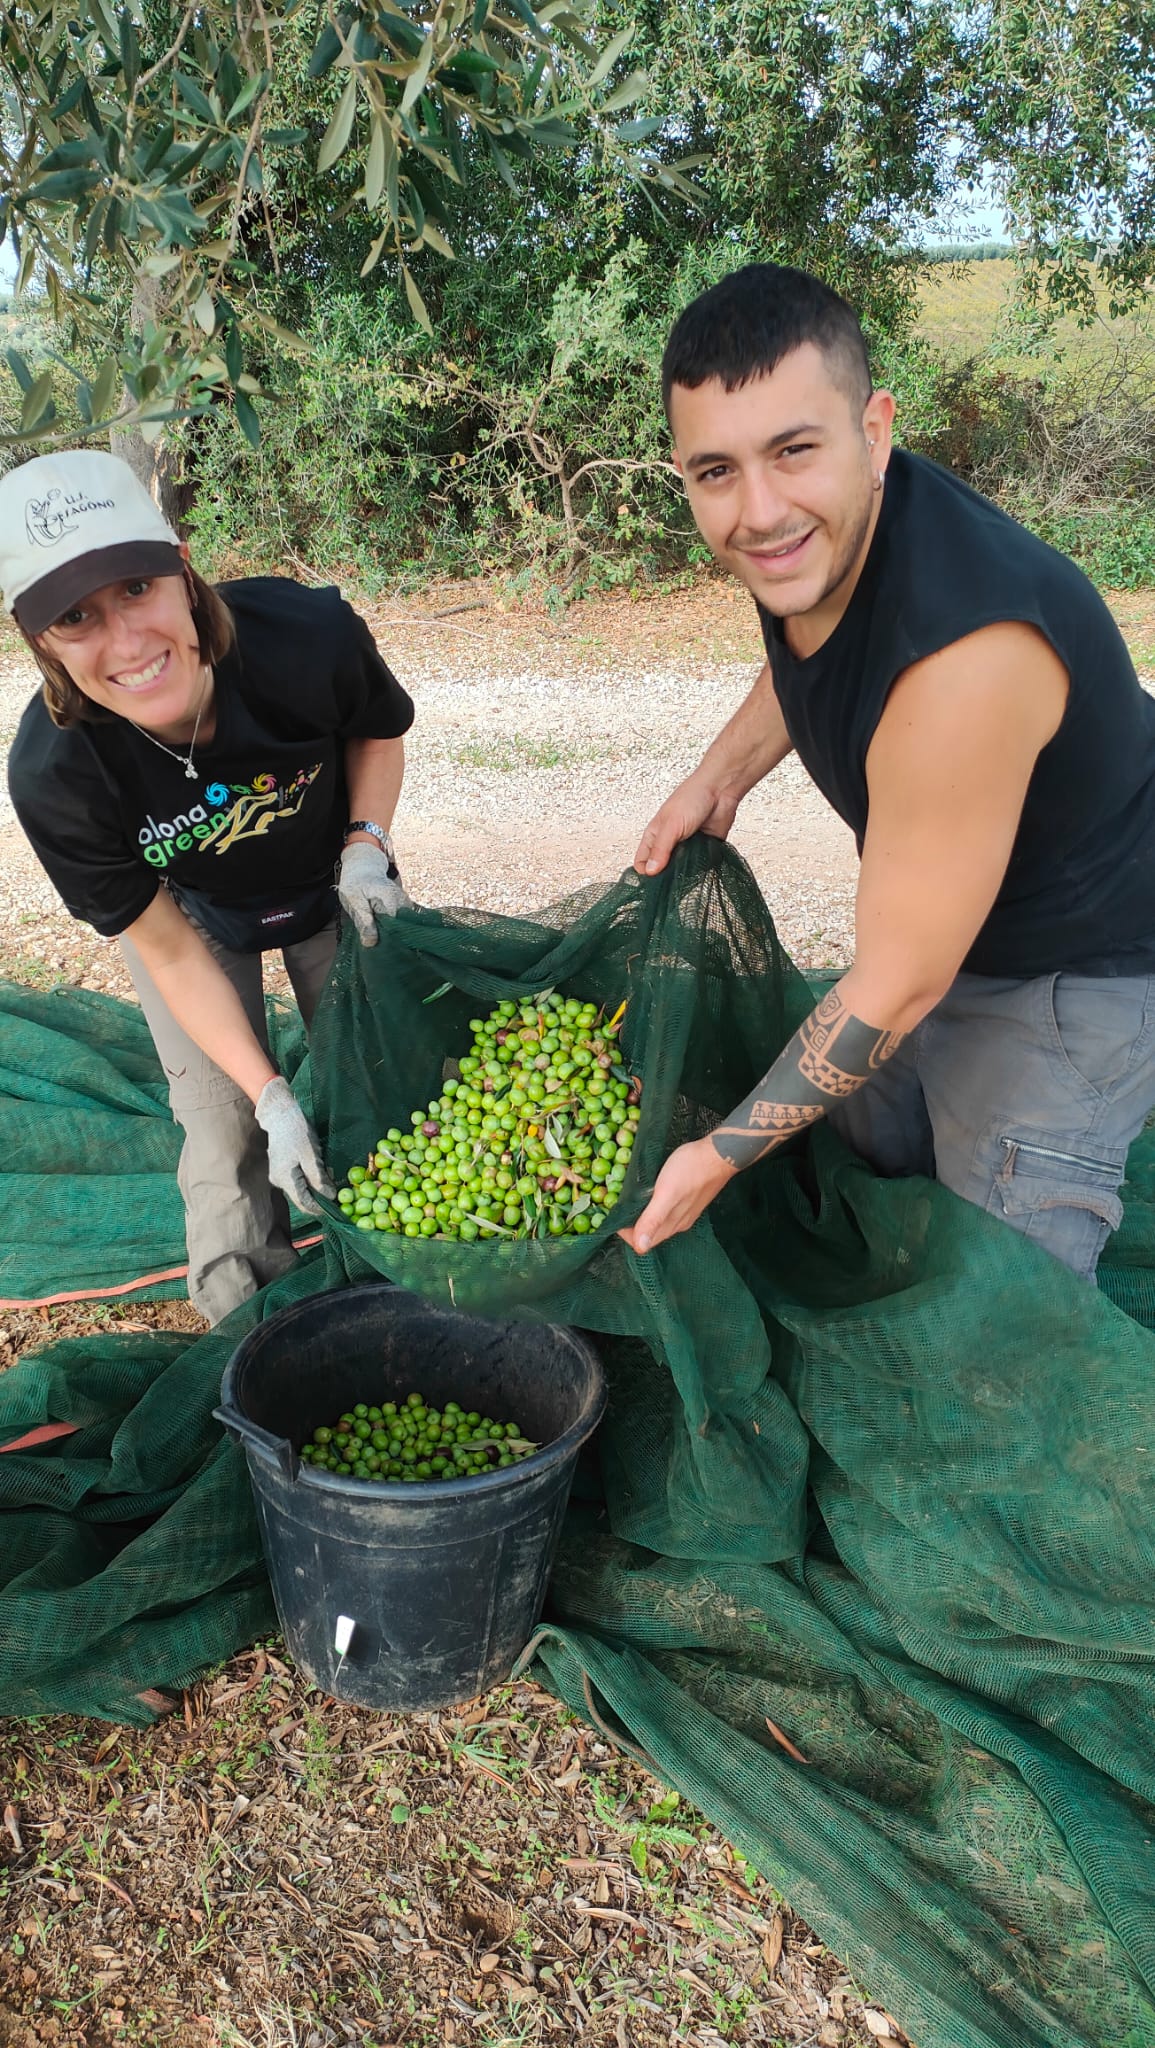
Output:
[{"xmin": 915, "ymin": 258, "xmax": 1155, "ymax": 371}]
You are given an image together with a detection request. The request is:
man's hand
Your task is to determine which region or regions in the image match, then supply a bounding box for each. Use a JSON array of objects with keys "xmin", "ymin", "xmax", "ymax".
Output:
[
  {"xmin": 338, "ymin": 842, "xmax": 412, "ymax": 946},
  {"xmin": 618, "ymin": 1136, "xmax": 735, "ymax": 1254},
  {"xmin": 254, "ymin": 1077, "xmax": 336, "ymax": 1216},
  {"xmin": 634, "ymin": 773, "xmax": 739, "ymax": 877}
]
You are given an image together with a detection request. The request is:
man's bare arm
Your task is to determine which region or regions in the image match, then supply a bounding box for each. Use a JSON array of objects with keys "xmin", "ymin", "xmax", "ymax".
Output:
[
  {"xmin": 620, "ymin": 621, "xmax": 1069, "ymax": 1254},
  {"xmin": 634, "ymin": 660, "xmax": 793, "ymax": 875},
  {"xmin": 711, "ymin": 991, "xmax": 907, "ymax": 1168}
]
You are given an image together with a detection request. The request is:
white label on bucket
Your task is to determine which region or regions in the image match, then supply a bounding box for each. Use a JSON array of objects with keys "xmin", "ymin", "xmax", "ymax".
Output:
[{"xmin": 334, "ymin": 1614, "xmax": 356, "ymax": 1657}]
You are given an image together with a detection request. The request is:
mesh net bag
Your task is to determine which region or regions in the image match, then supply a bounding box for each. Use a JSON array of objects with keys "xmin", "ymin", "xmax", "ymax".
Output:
[
  {"xmin": 4, "ymin": 837, "xmax": 1155, "ymax": 2048},
  {"xmin": 312, "ymin": 836, "xmax": 819, "ymax": 1562}
]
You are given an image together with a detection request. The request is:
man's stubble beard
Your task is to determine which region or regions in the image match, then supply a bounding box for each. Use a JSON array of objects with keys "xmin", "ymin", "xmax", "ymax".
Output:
[{"xmin": 741, "ymin": 474, "xmax": 876, "ymax": 622}]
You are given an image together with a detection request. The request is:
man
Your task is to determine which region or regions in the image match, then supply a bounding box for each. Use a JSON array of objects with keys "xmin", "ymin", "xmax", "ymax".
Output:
[{"xmin": 619, "ymin": 263, "xmax": 1155, "ymax": 1279}]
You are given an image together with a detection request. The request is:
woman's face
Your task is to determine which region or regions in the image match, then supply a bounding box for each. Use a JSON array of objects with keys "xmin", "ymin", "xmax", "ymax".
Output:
[{"xmin": 39, "ymin": 570, "xmax": 206, "ymax": 734}]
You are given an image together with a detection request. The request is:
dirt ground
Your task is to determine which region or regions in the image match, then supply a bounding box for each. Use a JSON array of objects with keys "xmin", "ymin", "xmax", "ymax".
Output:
[
  {"xmin": 0, "ymin": 1286, "xmax": 912, "ymax": 2048},
  {"xmin": 0, "ymin": 1646, "xmax": 908, "ymax": 2048},
  {"xmin": 4, "ymin": 573, "xmax": 1153, "ymax": 2048}
]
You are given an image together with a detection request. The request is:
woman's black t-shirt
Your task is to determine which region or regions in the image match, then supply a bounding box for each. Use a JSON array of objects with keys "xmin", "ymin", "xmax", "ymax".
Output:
[
  {"xmin": 761, "ymin": 448, "xmax": 1155, "ymax": 977},
  {"xmin": 7, "ymin": 577, "xmax": 414, "ymax": 938}
]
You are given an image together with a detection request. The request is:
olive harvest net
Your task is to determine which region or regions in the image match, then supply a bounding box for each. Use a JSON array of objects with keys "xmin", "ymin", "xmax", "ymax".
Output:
[{"xmin": 2, "ymin": 837, "xmax": 1155, "ymax": 2048}]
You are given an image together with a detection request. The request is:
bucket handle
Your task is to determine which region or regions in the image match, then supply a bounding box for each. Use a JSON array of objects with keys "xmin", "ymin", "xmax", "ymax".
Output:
[{"xmin": 213, "ymin": 1404, "xmax": 299, "ymax": 1483}]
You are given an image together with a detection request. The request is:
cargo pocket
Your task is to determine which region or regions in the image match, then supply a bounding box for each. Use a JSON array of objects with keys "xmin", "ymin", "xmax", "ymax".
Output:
[{"xmin": 988, "ymin": 1128, "xmax": 1125, "ymax": 1280}]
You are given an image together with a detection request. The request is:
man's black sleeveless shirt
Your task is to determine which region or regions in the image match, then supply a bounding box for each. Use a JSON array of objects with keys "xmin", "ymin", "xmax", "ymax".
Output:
[{"xmin": 760, "ymin": 450, "xmax": 1155, "ymax": 977}]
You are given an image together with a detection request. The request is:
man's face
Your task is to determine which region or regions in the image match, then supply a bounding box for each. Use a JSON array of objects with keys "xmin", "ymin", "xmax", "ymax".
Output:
[{"xmin": 668, "ymin": 344, "xmax": 894, "ymax": 635}]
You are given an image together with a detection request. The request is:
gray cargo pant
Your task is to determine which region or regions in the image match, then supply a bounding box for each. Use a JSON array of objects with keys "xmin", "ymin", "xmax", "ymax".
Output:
[
  {"xmin": 827, "ymin": 970, "xmax": 1155, "ymax": 1280},
  {"xmin": 120, "ymin": 916, "xmax": 339, "ymax": 1325}
]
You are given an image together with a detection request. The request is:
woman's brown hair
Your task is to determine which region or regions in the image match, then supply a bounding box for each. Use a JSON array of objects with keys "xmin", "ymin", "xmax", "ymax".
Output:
[{"xmin": 25, "ymin": 567, "xmax": 236, "ymax": 729}]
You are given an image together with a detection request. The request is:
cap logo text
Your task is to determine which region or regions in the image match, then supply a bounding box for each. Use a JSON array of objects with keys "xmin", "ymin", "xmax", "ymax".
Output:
[{"xmin": 25, "ymin": 487, "xmax": 116, "ymax": 548}]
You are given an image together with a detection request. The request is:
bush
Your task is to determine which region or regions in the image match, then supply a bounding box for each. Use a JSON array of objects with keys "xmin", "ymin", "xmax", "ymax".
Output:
[
  {"xmin": 185, "ymin": 241, "xmax": 707, "ymax": 597},
  {"xmin": 879, "ymin": 335, "xmax": 1155, "ymax": 588}
]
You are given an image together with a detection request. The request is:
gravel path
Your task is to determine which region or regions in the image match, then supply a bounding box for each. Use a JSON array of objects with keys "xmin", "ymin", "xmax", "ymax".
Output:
[
  {"xmin": 3, "ymin": 576, "xmax": 1151, "ymax": 1003},
  {"xmin": 0, "ymin": 581, "xmax": 858, "ymax": 998}
]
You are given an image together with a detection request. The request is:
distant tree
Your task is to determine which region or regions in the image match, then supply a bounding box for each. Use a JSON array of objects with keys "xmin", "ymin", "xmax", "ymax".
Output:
[{"xmin": 956, "ymin": 0, "xmax": 1155, "ymax": 320}]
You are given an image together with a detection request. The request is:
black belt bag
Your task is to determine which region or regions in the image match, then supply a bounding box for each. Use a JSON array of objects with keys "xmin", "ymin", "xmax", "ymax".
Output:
[{"xmin": 170, "ymin": 879, "xmax": 339, "ymax": 955}]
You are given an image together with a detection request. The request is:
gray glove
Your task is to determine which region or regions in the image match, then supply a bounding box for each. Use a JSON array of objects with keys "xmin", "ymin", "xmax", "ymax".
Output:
[
  {"xmin": 337, "ymin": 842, "xmax": 412, "ymax": 946},
  {"xmin": 254, "ymin": 1077, "xmax": 335, "ymax": 1216}
]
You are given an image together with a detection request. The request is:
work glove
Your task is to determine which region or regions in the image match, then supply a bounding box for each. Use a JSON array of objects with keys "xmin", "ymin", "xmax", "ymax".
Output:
[
  {"xmin": 254, "ymin": 1076, "xmax": 335, "ymax": 1217},
  {"xmin": 337, "ymin": 842, "xmax": 412, "ymax": 946}
]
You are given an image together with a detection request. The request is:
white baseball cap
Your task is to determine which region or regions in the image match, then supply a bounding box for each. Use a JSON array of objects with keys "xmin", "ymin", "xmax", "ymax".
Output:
[{"xmin": 0, "ymin": 449, "xmax": 182, "ymax": 633}]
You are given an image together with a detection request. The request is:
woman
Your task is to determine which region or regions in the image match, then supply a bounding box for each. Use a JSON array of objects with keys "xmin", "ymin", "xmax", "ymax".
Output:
[{"xmin": 2, "ymin": 448, "xmax": 414, "ymax": 1324}]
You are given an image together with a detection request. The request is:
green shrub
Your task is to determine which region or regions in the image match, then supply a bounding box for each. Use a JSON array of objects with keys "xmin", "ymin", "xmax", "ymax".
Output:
[{"xmin": 879, "ymin": 335, "xmax": 1155, "ymax": 588}]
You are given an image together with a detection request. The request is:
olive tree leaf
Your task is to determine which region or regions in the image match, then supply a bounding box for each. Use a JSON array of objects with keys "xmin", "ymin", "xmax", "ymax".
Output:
[
  {"xmin": 174, "ymin": 72, "xmax": 215, "ymax": 123},
  {"xmin": 360, "ymin": 225, "xmax": 391, "ymax": 277},
  {"xmin": 317, "ymin": 72, "xmax": 359, "ymax": 173},
  {"xmin": 234, "ymin": 390, "xmax": 261, "ymax": 448},
  {"xmin": 400, "ymin": 32, "xmax": 435, "ymax": 117},
  {"xmin": 227, "ymin": 68, "xmax": 270, "ymax": 122},
  {"xmin": 90, "ymin": 357, "xmax": 120, "ymax": 420},
  {"xmin": 402, "ymin": 262, "xmax": 433, "ymax": 333},
  {"xmin": 20, "ymin": 371, "xmax": 56, "ymax": 433},
  {"xmin": 308, "ymin": 21, "xmax": 343, "ymax": 77},
  {"xmin": 225, "ymin": 323, "xmax": 243, "ymax": 385},
  {"xmin": 614, "ymin": 115, "xmax": 664, "ymax": 143},
  {"xmin": 602, "ymin": 72, "xmax": 650, "ymax": 115},
  {"xmin": 364, "ymin": 115, "xmax": 388, "ymax": 208},
  {"xmin": 586, "ymin": 23, "xmax": 632, "ymax": 90},
  {"xmin": 420, "ymin": 218, "xmax": 454, "ymax": 258},
  {"xmin": 5, "ymin": 350, "xmax": 34, "ymax": 395}
]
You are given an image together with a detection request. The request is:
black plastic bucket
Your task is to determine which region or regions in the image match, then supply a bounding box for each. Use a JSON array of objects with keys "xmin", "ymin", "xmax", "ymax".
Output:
[{"xmin": 216, "ymin": 1283, "xmax": 606, "ymax": 1712}]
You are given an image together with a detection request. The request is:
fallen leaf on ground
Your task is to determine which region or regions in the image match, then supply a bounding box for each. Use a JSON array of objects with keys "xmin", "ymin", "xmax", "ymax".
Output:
[
  {"xmin": 762, "ymin": 1909, "xmax": 783, "ymax": 1974},
  {"xmin": 863, "ymin": 2011, "xmax": 894, "ymax": 2038}
]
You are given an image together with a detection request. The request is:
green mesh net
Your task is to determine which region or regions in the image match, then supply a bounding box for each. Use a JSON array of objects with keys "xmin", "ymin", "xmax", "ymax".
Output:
[
  {"xmin": 0, "ymin": 982, "xmax": 311, "ymax": 1304},
  {"xmin": 3, "ymin": 837, "xmax": 1155, "ymax": 2048}
]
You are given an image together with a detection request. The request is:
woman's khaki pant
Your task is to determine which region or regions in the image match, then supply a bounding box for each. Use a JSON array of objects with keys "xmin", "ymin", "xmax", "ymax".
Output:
[{"xmin": 120, "ymin": 915, "xmax": 339, "ymax": 1325}]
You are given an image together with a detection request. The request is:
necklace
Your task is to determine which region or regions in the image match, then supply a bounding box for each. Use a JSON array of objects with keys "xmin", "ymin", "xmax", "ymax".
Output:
[{"xmin": 129, "ymin": 667, "xmax": 211, "ymax": 780}]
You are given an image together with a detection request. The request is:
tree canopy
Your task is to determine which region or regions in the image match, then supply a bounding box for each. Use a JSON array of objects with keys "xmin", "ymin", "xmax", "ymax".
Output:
[
  {"xmin": 2, "ymin": 0, "xmax": 1153, "ymax": 463},
  {"xmin": 0, "ymin": 0, "xmax": 697, "ymax": 444}
]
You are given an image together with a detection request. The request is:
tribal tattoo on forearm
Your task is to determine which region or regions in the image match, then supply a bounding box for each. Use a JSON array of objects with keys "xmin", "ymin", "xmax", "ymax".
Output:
[{"xmin": 710, "ymin": 988, "xmax": 907, "ymax": 1171}]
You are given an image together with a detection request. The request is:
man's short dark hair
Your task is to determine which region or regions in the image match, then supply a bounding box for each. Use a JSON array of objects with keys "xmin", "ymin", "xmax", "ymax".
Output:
[{"xmin": 661, "ymin": 263, "xmax": 872, "ymax": 422}]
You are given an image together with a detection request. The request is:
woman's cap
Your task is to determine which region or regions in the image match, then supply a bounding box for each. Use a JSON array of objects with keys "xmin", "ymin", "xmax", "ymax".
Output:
[{"xmin": 0, "ymin": 449, "xmax": 182, "ymax": 633}]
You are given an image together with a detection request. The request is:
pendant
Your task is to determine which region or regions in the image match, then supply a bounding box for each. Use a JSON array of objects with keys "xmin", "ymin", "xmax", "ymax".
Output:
[{"xmin": 185, "ymin": 762, "xmax": 197, "ymax": 779}]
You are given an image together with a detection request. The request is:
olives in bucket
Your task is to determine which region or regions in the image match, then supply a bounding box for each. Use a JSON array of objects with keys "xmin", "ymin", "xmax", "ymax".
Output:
[{"xmin": 300, "ymin": 1391, "xmax": 537, "ymax": 1483}]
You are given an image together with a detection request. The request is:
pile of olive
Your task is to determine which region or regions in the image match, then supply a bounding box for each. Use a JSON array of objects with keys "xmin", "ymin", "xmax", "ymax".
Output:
[
  {"xmin": 299, "ymin": 1391, "xmax": 537, "ymax": 1483},
  {"xmin": 336, "ymin": 990, "xmax": 640, "ymax": 1241}
]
